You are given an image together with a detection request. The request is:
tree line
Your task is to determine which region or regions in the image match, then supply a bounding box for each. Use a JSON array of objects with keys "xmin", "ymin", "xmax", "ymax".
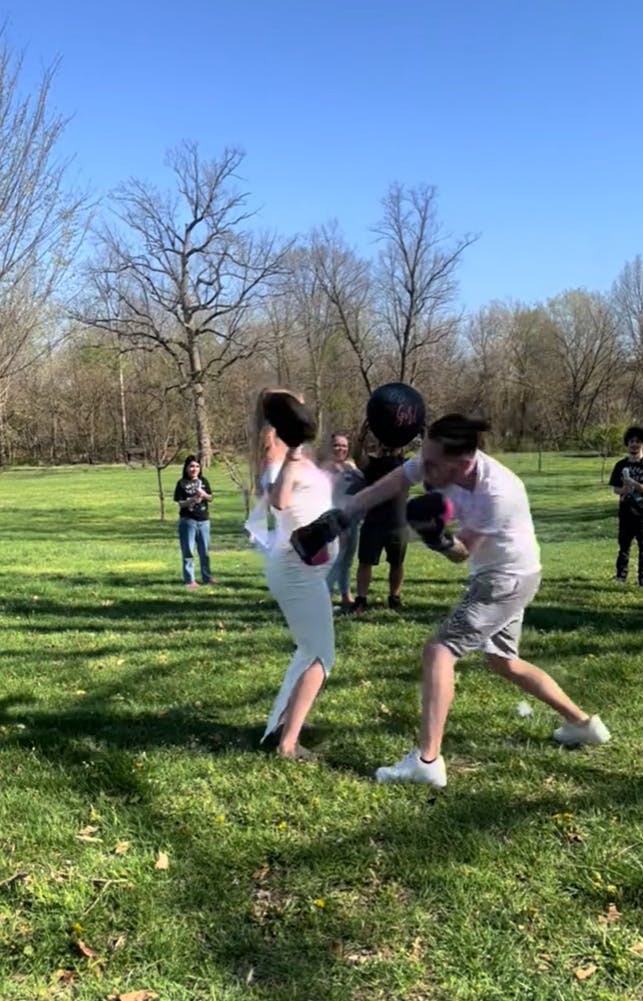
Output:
[{"xmin": 1, "ymin": 36, "xmax": 642, "ymax": 489}]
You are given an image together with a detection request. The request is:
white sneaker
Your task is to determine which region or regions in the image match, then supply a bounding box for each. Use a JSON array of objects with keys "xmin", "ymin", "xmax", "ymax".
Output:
[
  {"xmin": 375, "ymin": 750, "xmax": 447, "ymax": 788},
  {"xmin": 553, "ymin": 715, "xmax": 610, "ymax": 747}
]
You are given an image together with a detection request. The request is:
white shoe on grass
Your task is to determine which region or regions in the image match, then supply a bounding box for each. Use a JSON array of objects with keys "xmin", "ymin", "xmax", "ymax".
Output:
[
  {"xmin": 553, "ymin": 715, "xmax": 610, "ymax": 747},
  {"xmin": 375, "ymin": 750, "xmax": 447, "ymax": 788}
]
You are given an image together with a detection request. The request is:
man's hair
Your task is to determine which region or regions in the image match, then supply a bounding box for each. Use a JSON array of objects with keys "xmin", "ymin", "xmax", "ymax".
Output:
[
  {"xmin": 428, "ymin": 413, "xmax": 491, "ymax": 456},
  {"xmin": 624, "ymin": 425, "xmax": 643, "ymax": 446}
]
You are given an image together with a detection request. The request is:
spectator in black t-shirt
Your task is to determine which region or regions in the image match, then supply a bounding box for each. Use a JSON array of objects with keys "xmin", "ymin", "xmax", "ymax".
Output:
[
  {"xmin": 350, "ymin": 441, "xmax": 409, "ymax": 613},
  {"xmin": 608, "ymin": 425, "xmax": 643, "ymax": 585},
  {"xmin": 173, "ymin": 455, "xmax": 215, "ymax": 589}
]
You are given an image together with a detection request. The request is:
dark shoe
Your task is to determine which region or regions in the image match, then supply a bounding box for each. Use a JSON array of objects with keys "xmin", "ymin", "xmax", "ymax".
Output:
[
  {"xmin": 349, "ymin": 596, "xmax": 368, "ymax": 615},
  {"xmin": 388, "ymin": 594, "xmax": 403, "ymax": 611}
]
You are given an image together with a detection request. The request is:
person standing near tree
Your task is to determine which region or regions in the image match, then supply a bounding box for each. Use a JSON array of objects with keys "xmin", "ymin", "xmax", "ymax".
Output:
[
  {"xmin": 322, "ymin": 433, "xmax": 364, "ymax": 612},
  {"xmin": 608, "ymin": 425, "xmax": 643, "ymax": 585},
  {"xmin": 174, "ymin": 455, "xmax": 215, "ymax": 589},
  {"xmin": 350, "ymin": 438, "xmax": 408, "ymax": 614}
]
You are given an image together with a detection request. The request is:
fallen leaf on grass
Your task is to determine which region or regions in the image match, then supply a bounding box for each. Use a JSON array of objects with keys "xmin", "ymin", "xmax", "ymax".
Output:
[
  {"xmin": 113, "ymin": 840, "xmax": 130, "ymax": 855},
  {"xmin": 53, "ymin": 968, "xmax": 76, "ymax": 986},
  {"xmin": 574, "ymin": 963, "xmax": 597, "ymax": 981},
  {"xmin": 76, "ymin": 824, "xmax": 102, "ymax": 843},
  {"xmin": 628, "ymin": 942, "xmax": 643, "ymax": 955},
  {"xmin": 153, "ymin": 851, "xmax": 169, "ymax": 871},
  {"xmin": 345, "ymin": 951, "xmax": 372, "ymax": 966},
  {"xmin": 75, "ymin": 939, "xmax": 99, "ymax": 960},
  {"xmin": 598, "ymin": 902, "xmax": 620, "ymax": 925},
  {"xmin": 107, "ymin": 992, "xmax": 159, "ymax": 1001},
  {"xmin": 0, "ymin": 871, "xmax": 28, "ymax": 889}
]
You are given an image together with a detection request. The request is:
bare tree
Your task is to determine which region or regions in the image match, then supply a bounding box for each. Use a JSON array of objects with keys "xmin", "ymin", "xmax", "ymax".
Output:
[
  {"xmin": 464, "ymin": 305, "xmax": 514, "ymax": 428},
  {"xmin": 372, "ymin": 183, "xmax": 476, "ymax": 383},
  {"xmin": 546, "ymin": 290, "xmax": 623, "ymax": 440},
  {"xmin": 612, "ymin": 255, "xmax": 643, "ymax": 353},
  {"xmin": 311, "ymin": 224, "xmax": 379, "ymax": 395},
  {"xmin": 83, "ymin": 143, "xmax": 287, "ymax": 465},
  {"xmin": 0, "ymin": 34, "xmax": 89, "ymax": 455},
  {"xmin": 611, "ymin": 255, "xmax": 643, "ymax": 413},
  {"xmin": 278, "ymin": 243, "xmax": 346, "ymax": 436}
]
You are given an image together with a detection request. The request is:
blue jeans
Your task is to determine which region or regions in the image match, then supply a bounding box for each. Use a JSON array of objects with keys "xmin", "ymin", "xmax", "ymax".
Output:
[
  {"xmin": 178, "ymin": 518, "xmax": 212, "ymax": 583},
  {"xmin": 326, "ymin": 521, "xmax": 359, "ymax": 599}
]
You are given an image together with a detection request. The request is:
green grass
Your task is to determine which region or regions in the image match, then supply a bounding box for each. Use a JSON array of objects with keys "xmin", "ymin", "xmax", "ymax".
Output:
[{"xmin": 0, "ymin": 455, "xmax": 641, "ymax": 1001}]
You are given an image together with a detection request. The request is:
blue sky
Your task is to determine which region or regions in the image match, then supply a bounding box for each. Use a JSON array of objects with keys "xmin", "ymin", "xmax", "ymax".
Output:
[{"xmin": 8, "ymin": 0, "xmax": 643, "ymax": 311}]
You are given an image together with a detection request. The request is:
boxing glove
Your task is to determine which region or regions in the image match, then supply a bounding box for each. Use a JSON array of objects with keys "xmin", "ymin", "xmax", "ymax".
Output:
[
  {"xmin": 290, "ymin": 508, "xmax": 352, "ymax": 565},
  {"xmin": 406, "ymin": 492, "xmax": 455, "ymax": 553}
]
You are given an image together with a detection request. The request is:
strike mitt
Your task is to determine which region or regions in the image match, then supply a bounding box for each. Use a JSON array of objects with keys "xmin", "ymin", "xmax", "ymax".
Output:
[
  {"xmin": 366, "ymin": 382, "xmax": 426, "ymax": 448},
  {"xmin": 263, "ymin": 392, "xmax": 317, "ymax": 448}
]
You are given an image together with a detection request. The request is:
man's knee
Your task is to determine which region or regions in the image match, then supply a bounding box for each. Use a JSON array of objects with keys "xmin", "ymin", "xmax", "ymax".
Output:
[
  {"xmin": 486, "ymin": 652, "xmax": 518, "ymax": 677},
  {"xmin": 423, "ymin": 638, "xmax": 454, "ymax": 667}
]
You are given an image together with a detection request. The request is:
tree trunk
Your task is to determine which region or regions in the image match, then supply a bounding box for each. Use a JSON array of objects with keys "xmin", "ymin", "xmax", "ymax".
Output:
[
  {"xmin": 50, "ymin": 410, "xmax": 58, "ymax": 464},
  {"xmin": 187, "ymin": 337, "xmax": 211, "ymax": 466},
  {"xmin": 89, "ymin": 412, "xmax": 96, "ymax": 463},
  {"xmin": 156, "ymin": 464, "xmax": 166, "ymax": 521},
  {"xmin": 193, "ymin": 379, "xmax": 211, "ymax": 467},
  {"xmin": 0, "ymin": 398, "xmax": 6, "ymax": 467},
  {"xmin": 314, "ymin": 369, "xmax": 323, "ymax": 441},
  {"xmin": 117, "ymin": 335, "xmax": 128, "ymax": 463}
]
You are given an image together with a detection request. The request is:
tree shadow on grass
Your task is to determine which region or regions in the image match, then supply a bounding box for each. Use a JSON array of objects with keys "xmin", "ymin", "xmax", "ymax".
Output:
[
  {"xmin": 526, "ymin": 602, "xmax": 643, "ymax": 634},
  {"xmin": 531, "ymin": 503, "xmax": 615, "ymax": 542},
  {"xmin": 1, "ymin": 691, "xmax": 641, "ymax": 998},
  {"xmin": 202, "ymin": 752, "xmax": 643, "ymax": 999},
  {"xmin": 0, "ymin": 590, "xmax": 281, "ymax": 634},
  {"xmin": 0, "ymin": 695, "xmax": 269, "ymax": 757}
]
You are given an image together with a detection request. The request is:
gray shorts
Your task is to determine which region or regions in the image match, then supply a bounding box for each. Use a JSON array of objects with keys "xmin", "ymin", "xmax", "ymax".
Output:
[{"xmin": 438, "ymin": 571, "xmax": 541, "ymax": 659}]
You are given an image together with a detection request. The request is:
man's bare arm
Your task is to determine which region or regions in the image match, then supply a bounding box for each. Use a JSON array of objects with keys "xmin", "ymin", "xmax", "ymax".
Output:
[{"xmin": 344, "ymin": 465, "xmax": 408, "ymax": 517}]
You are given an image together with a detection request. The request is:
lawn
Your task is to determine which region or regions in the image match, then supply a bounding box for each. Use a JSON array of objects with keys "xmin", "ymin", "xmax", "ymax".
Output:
[{"xmin": 0, "ymin": 454, "xmax": 641, "ymax": 1001}]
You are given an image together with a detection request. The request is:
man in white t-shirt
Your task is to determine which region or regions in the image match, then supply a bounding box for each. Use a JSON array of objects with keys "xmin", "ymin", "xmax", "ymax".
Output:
[{"xmin": 341, "ymin": 413, "xmax": 610, "ymax": 788}]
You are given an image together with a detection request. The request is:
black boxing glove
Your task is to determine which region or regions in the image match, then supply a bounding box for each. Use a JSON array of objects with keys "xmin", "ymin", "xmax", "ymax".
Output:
[
  {"xmin": 406, "ymin": 492, "xmax": 456, "ymax": 553},
  {"xmin": 290, "ymin": 508, "xmax": 352, "ymax": 565}
]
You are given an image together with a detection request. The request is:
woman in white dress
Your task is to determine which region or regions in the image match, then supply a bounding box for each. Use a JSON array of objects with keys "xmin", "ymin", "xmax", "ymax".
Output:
[{"xmin": 250, "ymin": 389, "xmax": 336, "ymax": 760}]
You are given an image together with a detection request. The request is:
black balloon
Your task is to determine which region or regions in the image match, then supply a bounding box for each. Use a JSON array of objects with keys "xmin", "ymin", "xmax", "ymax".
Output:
[{"xmin": 366, "ymin": 382, "xmax": 426, "ymax": 448}]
